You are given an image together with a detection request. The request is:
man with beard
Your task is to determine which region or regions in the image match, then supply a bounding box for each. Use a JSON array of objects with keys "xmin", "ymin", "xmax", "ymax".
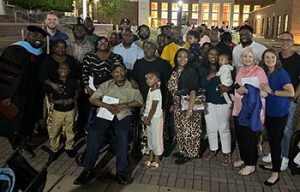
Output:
[
  {"xmin": 135, "ymin": 24, "xmax": 150, "ymax": 48},
  {"xmin": 0, "ymin": 26, "xmax": 47, "ymax": 148},
  {"xmin": 209, "ymin": 28, "xmax": 232, "ymax": 56},
  {"xmin": 232, "ymin": 25, "xmax": 266, "ymax": 70},
  {"xmin": 83, "ymin": 17, "xmax": 100, "ymax": 44},
  {"xmin": 66, "ymin": 23, "xmax": 94, "ymax": 63},
  {"xmin": 161, "ymin": 26, "xmax": 189, "ymax": 68},
  {"xmin": 45, "ymin": 11, "xmax": 69, "ymax": 43},
  {"xmin": 160, "ymin": 24, "xmax": 173, "ymax": 45}
]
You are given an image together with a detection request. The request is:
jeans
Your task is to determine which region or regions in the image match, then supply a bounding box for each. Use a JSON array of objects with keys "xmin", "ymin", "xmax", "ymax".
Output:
[
  {"xmin": 281, "ymin": 101, "xmax": 296, "ymax": 158},
  {"xmin": 84, "ymin": 116, "xmax": 132, "ymax": 172}
]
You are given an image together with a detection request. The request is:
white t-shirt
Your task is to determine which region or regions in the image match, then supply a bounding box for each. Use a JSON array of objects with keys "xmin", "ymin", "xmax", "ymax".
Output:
[
  {"xmin": 144, "ymin": 88, "xmax": 163, "ymax": 118},
  {"xmin": 216, "ymin": 64, "xmax": 233, "ymax": 86},
  {"xmin": 232, "ymin": 41, "xmax": 267, "ymax": 70}
]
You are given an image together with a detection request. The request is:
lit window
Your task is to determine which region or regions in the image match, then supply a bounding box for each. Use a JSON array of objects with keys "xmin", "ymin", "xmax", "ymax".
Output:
[
  {"xmin": 161, "ymin": 19, "xmax": 168, "ymax": 25},
  {"xmin": 254, "ymin": 5, "xmax": 261, "ymax": 11},
  {"xmin": 233, "ymin": 13, "xmax": 239, "ymax": 21},
  {"xmin": 212, "ymin": 13, "xmax": 218, "ymax": 21},
  {"xmin": 172, "ymin": 11, "xmax": 177, "ymax": 20},
  {"xmin": 151, "ymin": 11, "xmax": 158, "ymax": 18},
  {"xmin": 172, "ymin": 19, "xmax": 177, "ymax": 25},
  {"xmin": 277, "ymin": 15, "xmax": 282, "ymax": 35},
  {"xmin": 183, "ymin": 3, "xmax": 188, "ymax": 12},
  {"xmin": 243, "ymin": 5, "xmax": 250, "ymax": 13},
  {"xmin": 192, "ymin": 12, "xmax": 198, "ymax": 19},
  {"xmin": 151, "ymin": 2, "xmax": 158, "ymax": 10},
  {"xmin": 212, "ymin": 3, "xmax": 220, "ymax": 13},
  {"xmin": 233, "ymin": 21, "xmax": 239, "ymax": 27},
  {"xmin": 202, "ymin": 3, "xmax": 209, "ymax": 13},
  {"xmin": 243, "ymin": 14, "xmax": 249, "ymax": 22},
  {"xmin": 172, "ymin": 3, "xmax": 179, "ymax": 11},
  {"xmin": 192, "ymin": 4, "xmax": 198, "ymax": 12},
  {"xmin": 234, "ymin": 5, "xmax": 240, "ymax": 13},
  {"xmin": 284, "ymin": 15, "xmax": 289, "ymax": 31},
  {"xmin": 161, "ymin": 2, "xmax": 168, "ymax": 11},
  {"xmin": 203, "ymin": 12, "xmax": 209, "ymax": 20},
  {"xmin": 161, "ymin": 11, "xmax": 168, "ymax": 19}
]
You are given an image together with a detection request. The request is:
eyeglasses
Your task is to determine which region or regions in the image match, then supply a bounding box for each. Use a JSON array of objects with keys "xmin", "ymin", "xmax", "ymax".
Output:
[{"xmin": 278, "ymin": 38, "xmax": 293, "ymax": 43}]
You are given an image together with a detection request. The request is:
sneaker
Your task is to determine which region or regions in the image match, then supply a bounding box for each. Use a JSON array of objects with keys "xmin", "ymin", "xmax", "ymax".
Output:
[
  {"xmin": 66, "ymin": 149, "xmax": 77, "ymax": 158},
  {"xmin": 73, "ymin": 170, "xmax": 95, "ymax": 185},
  {"xmin": 280, "ymin": 157, "xmax": 289, "ymax": 171},
  {"xmin": 262, "ymin": 153, "xmax": 272, "ymax": 163}
]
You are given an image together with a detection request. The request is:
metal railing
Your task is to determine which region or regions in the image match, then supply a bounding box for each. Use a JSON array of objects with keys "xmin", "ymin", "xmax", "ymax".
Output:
[{"xmin": 4, "ymin": 3, "xmax": 44, "ymax": 23}]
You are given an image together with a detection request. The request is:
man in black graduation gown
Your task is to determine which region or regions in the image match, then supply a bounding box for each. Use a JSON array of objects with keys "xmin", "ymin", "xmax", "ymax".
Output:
[{"xmin": 0, "ymin": 25, "xmax": 47, "ymax": 148}]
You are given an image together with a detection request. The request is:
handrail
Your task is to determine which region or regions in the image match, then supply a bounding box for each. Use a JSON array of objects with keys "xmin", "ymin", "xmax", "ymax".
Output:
[{"xmin": 4, "ymin": 3, "xmax": 44, "ymax": 23}]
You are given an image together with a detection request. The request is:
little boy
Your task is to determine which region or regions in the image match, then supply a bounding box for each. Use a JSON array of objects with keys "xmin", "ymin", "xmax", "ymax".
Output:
[
  {"xmin": 216, "ymin": 53, "xmax": 233, "ymax": 104},
  {"xmin": 48, "ymin": 62, "xmax": 79, "ymax": 158},
  {"xmin": 186, "ymin": 30, "xmax": 201, "ymax": 64}
]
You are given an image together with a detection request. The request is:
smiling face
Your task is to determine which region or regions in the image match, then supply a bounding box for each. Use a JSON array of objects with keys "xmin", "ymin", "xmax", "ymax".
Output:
[
  {"xmin": 73, "ymin": 25, "xmax": 86, "ymax": 40},
  {"xmin": 138, "ymin": 26, "xmax": 150, "ymax": 40},
  {"xmin": 241, "ymin": 52, "xmax": 255, "ymax": 67},
  {"xmin": 112, "ymin": 66, "xmax": 127, "ymax": 84},
  {"xmin": 53, "ymin": 41, "xmax": 66, "ymax": 56},
  {"xmin": 57, "ymin": 63, "xmax": 70, "ymax": 79},
  {"xmin": 263, "ymin": 51, "xmax": 277, "ymax": 69},
  {"xmin": 176, "ymin": 50, "xmax": 189, "ymax": 68},
  {"xmin": 27, "ymin": 31, "xmax": 44, "ymax": 48},
  {"xmin": 96, "ymin": 37, "xmax": 109, "ymax": 51},
  {"xmin": 45, "ymin": 13, "xmax": 58, "ymax": 30},
  {"xmin": 278, "ymin": 33, "xmax": 294, "ymax": 51},
  {"xmin": 239, "ymin": 29, "xmax": 253, "ymax": 45},
  {"xmin": 208, "ymin": 48, "xmax": 219, "ymax": 65},
  {"xmin": 143, "ymin": 42, "xmax": 156, "ymax": 59}
]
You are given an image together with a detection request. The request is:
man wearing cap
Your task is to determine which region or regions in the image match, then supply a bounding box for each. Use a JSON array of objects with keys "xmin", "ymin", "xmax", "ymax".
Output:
[
  {"xmin": 74, "ymin": 61, "xmax": 143, "ymax": 185},
  {"xmin": 0, "ymin": 25, "xmax": 47, "ymax": 148},
  {"xmin": 83, "ymin": 17, "xmax": 100, "ymax": 44},
  {"xmin": 119, "ymin": 18, "xmax": 139, "ymax": 41}
]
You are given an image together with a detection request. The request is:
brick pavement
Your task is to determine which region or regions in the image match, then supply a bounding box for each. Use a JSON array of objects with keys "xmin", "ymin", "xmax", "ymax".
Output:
[{"xmin": 1, "ymin": 136, "xmax": 300, "ymax": 192}]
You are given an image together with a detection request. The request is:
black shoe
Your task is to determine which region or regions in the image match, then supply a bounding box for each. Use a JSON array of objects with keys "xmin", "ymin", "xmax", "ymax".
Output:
[
  {"xmin": 175, "ymin": 157, "xmax": 192, "ymax": 164},
  {"xmin": 74, "ymin": 170, "xmax": 95, "ymax": 185},
  {"xmin": 66, "ymin": 149, "xmax": 77, "ymax": 158},
  {"xmin": 264, "ymin": 177, "xmax": 280, "ymax": 186},
  {"xmin": 172, "ymin": 152, "xmax": 184, "ymax": 158},
  {"xmin": 117, "ymin": 171, "xmax": 133, "ymax": 185},
  {"xmin": 259, "ymin": 164, "xmax": 272, "ymax": 171}
]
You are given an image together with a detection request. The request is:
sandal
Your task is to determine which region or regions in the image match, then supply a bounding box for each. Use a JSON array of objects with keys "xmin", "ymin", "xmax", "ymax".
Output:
[
  {"xmin": 239, "ymin": 166, "xmax": 255, "ymax": 176},
  {"xmin": 144, "ymin": 160, "xmax": 152, "ymax": 168},
  {"xmin": 204, "ymin": 150, "xmax": 218, "ymax": 160},
  {"xmin": 233, "ymin": 160, "xmax": 244, "ymax": 168},
  {"xmin": 150, "ymin": 161, "xmax": 160, "ymax": 169},
  {"xmin": 222, "ymin": 153, "xmax": 232, "ymax": 166}
]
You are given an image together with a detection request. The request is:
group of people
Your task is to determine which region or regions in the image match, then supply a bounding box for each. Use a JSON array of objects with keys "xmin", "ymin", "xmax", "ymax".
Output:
[{"xmin": 0, "ymin": 11, "xmax": 299, "ymax": 187}]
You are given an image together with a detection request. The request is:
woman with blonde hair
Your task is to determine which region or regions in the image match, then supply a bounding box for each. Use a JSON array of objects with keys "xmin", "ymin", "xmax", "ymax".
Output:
[{"xmin": 232, "ymin": 47, "xmax": 268, "ymax": 175}]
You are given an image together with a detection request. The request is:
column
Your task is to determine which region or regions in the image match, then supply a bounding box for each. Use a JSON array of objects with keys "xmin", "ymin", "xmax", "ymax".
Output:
[
  {"xmin": 0, "ymin": 0, "xmax": 5, "ymax": 15},
  {"xmin": 139, "ymin": 0, "xmax": 150, "ymax": 25}
]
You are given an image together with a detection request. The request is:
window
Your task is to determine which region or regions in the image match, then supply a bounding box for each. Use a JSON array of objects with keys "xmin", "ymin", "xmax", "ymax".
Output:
[
  {"xmin": 182, "ymin": 3, "xmax": 188, "ymax": 12},
  {"xmin": 234, "ymin": 5, "xmax": 240, "ymax": 13},
  {"xmin": 172, "ymin": 3, "xmax": 179, "ymax": 11},
  {"xmin": 277, "ymin": 15, "xmax": 282, "ymax": 36},
  {"xmin": 192, "ymin": 4, "xmax": 198, "ymax": 19},
  {"xmin": 233, "ymin": 5, "xmax": 240, "ymax": 24},
  {"xmin": 161, "ymin": 2, "xmax": 168, "ymax": 19},
  {"xmin": 243, "ymin": 5, "xmax": 250, "ymax": 13},
  {"xmin": 212, "ymin": 3, "xmax": 220, "ymax": 26},
  {"xmin": 284, "ymin": 14, "xmax": 289, "ymax": 31},
  {"xmin": 254, "ymin": 5, "xmax": 261, "ymax": 11},
  {"xmin": 172, "ymin": 11, "xmax": 177, "ymax": 20},
  {"xmin": 243, "ymin": 14, "xmax": 249, "ymax": 22},
  {"xmin": 222, "ymin": 3, "xmax": 231, "ymax": 25},
  {"xmin": 202, "ymin": 3, "xmax": 210, "ymax": 22},
  {"xmin": 151, "ymin": 2, "xmax": 158, "ymax": 19}
]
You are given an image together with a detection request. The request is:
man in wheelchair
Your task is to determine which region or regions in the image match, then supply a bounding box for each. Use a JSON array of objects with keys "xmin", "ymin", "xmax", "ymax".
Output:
[{"xmin": 74, "ymin": 61, "xmax": 143, "ymax": 185}]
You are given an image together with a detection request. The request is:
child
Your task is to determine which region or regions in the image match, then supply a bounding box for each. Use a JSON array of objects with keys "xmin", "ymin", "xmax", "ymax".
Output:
[
  {"xmin": 143, "ymin": 72, "xmax": 164, "ymax": 169},
  {"xmin": 186, "ymin": 30, "xmax": 201, "ymax": 65},
  {"xmin": 48, "ymin": 63, "xmax": 79, "ymax": 158},
  {"xmin": 216, "ymin": 53, "xmax": 233, "ymax": 104}
]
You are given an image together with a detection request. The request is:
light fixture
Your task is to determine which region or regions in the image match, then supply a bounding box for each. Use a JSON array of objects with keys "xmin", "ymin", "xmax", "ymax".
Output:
[{"xmin": 178, "ymin": 0, "xmax": 183, "ymax": 7}]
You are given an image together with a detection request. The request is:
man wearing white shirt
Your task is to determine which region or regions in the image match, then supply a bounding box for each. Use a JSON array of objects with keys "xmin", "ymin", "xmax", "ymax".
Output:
[
  {"xmin": 112, "ymin": 29, "xmax": 144, "ymax": 71},
  {"xmin": 232, "ymin": 25, "xmax": 267, "ymax": 70}
]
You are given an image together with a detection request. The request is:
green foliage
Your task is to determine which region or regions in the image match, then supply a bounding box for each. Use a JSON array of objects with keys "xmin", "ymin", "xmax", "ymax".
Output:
[
  {"xmin": 94, "ymin": 0, "xmax": 129, "ymax": 21},
  {"xmin": 6, "ymin": 0, "xmax": 74, "ymax": 12}
]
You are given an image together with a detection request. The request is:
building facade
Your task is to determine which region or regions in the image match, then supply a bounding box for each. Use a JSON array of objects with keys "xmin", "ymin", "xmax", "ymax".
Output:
[
  {"xmin": 148, "ymin": 0, "xmax": 275, "ymax": 27},
  {"xmin": 248, "ymin": 0, "xmax": 300, "ymax": 44}
]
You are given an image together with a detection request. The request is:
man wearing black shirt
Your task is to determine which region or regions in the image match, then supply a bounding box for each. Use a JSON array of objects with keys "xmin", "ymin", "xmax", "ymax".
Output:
[{"xmin": 210, "ymin": 28, "xmax": 232, "ymax": 56}]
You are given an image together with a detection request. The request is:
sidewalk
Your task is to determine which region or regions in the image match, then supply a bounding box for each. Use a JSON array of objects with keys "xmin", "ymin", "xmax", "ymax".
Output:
[{"xmin": 1, "ymin": 136, "xmax": 300, "ymax": 192}]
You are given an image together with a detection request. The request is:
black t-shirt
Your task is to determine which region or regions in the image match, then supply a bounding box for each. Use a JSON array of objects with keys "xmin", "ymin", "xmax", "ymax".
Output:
[
  {"xmin": 51, "ymin": 78, "xmax": 79, "ymax": 112},
  {"xmin": 39, "ymin": 54, "xmax": 79, "ymax": 93},
  {"xmin": 132, "ymin": 57, "xmax": 172, "ymax": 101},
  {"xmin": 279, "ymin": 52, "xmax": 300, "ymax": 89}
]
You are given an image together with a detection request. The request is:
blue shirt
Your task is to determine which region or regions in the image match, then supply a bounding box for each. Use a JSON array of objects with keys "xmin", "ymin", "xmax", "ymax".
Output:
[
  {"xmin": 266, "ymin": 68, "xmax": 292, "ymax": 117},
  {"xmin": 112, "ymin": 43, "xmax": 144, "ymax": 70},
  {"xmin": 49, "ymin": 30, "xmax": 69, "ymax": 43}
]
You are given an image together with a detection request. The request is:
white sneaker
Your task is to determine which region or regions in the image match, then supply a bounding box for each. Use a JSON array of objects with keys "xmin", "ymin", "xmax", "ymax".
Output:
[
  {"xmin": 262, "ymin": 153, "xmax": 272, "ymax": 163},
  {"xmin": 280, "ymin": 157, "xmax": 289, "ymax": 171}
]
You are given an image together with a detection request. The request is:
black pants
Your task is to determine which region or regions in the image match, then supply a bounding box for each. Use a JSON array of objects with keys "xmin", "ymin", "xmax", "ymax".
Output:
[
  {"xmin": 235, "ymin": 118, "xmax": 259, "ymax": 166},
  {"xmin": 265, "ymin": 115, "xmax": 288, "ymax": 172}
]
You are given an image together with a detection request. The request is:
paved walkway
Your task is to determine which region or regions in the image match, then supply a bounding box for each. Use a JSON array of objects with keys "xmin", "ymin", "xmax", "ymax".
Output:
[{"xmin": 1, "ymin": 136, "xmax": 300, "ymax": 192}]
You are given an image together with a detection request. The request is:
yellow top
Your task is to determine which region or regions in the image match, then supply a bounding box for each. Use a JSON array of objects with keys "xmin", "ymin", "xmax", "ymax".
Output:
[{"xmin": 161, "ymin": 42, "xmax": 189, "ymax": 68}]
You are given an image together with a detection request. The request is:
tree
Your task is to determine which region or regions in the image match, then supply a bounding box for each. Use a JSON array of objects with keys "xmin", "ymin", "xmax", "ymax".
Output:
[
  {"xmin": 6, "ymin": 0, "xmax": 74, "ymax": 12},
  {"xmin": 93, "ymin": 0, "xmax": 129, "ymax": 23}
]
